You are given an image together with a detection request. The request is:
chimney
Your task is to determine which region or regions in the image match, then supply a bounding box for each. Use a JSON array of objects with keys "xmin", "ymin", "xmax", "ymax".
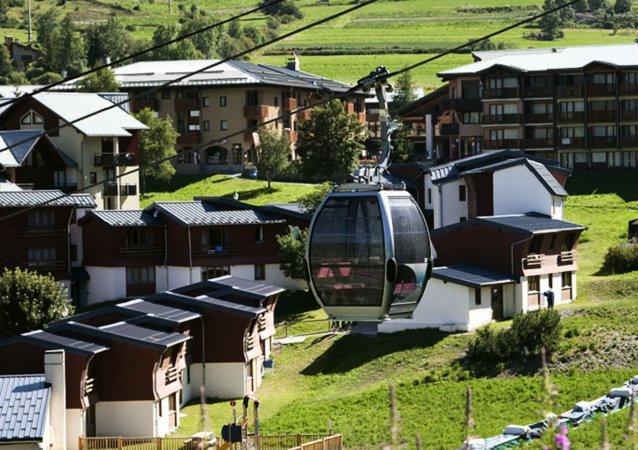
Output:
[
  {"xmin": 45, "ymin": 350, "xmax": 67, "ymax": 450},
  {"xmin": 286, "ymin": 52, "xmax": 300, "ymax": 71}
]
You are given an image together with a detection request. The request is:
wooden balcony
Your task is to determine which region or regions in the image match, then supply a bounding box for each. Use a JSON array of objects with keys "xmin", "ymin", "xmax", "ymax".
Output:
[
  {"xmin": 102, "ymin": 183, "xmax": 137, "ymax": 196},
  {"xmin": 174, "ymin": 98, "xmax": 199, "ymax": 111},
  {"xmin": 440, "ymin": 123, "xmax": 459, "ymax": 135},
  {"xmin": 192, "ymin": 244, "xmax": 237, "ymax": 258},
  {"xmin": 587, "ymin": 110, "xmax": 616, "ymax": 122},
  {"xmin": 620, "ymin": 135, "xmax": 638, "ymax": 147},
  {"xmin": 132, "ymin": 98, "xmax": 157, "ymax": 112},
  {"xmin": 84, "ymin": 377, "xmax": 99, "ymax": 395},
  {"xmin": 94, "ymin": 153, "xmax": 137, "ymax": 167},
  {"xmin": 620, "ymin": 83, "xmax": 638, "ymax": 95},
  {"xmin": 283, "ymin": 97, "xmax": 297, "ymax": 110},
  {"xmin": 524, "ymin": 86, "xmax": 553, "ymax": 98},
  {"xmin": 525, "ymin": 138, "xmax": 554, "ymax": 149},
  {"xmin": 483, "ymin": 87, "xmax": 520, "ymax": 99},
  {"xmin": 244, "ymin": 104, "xmax": 273, "ymax": 119},
  {"xmin": 102, "ymin": 182, "xmax": 118, "ymax": 197},
  {"xmin": 177, "ymin": 131, "xmax": 201, "ymax": 146},
  {"xmin": 559, "ymin": 250, "xmax": 575, "ymax": 265},
  {"xmin": 441, "ymin": 98, "xmax": 483, "ymax": 111},
  {"xmin": 524, "ymin": 254, "xmax": 542, "ymax": 269},
  {"xmin": 587, "ymin": 83, "xmax": 616, "ymax": 97},
  {"xmin": 19, "ymin": 226, "xmax": 66, "ymax": 238},
  {"xmin": 485, "ymin": 113, "xmax": 520, "ymax": 125},
  {"xmin": 165, "ymin": 366, "xmax": 180, "ymax": 385},
  {"xmin": 298, "ymin": 109, "xmax": 313, "ymax": 121},
  {"xmin": 24, "ymin": 260, "xmax": 67, "ymax": 271},
  {"xmin": 619, "ymin": 110, "xmax": 638, "ymax": 121},
  {"xmin": 589, "ymin": 136, "xmax": 617, "ymax": 148},
  {"xmin": 556, "ymin": 111, "xmax": 585, "ymax": 123},
  {"xmin": 245, "ymin": 335, "xmax": 255, "ymax": 352},
  {"xmin": 556, "ymin": 85, "xmax": 583, "ymax": 98},
  {"xmin": 258, "ymin": 315, "xmax": 267, "ymax": 333},
  {"xmin": 117, "ymin": 246, "xmax": 164, "ymax": 257},
  {"xmin": 484, "ymin": 138, "xmax": 521, "ymax": 150},
  {"xmin": 558, "ymin": 137, "xmax": 584, "ymax": 149},
  {"xmin": 525, "ymin": 112, "xmax": 554, "ymax": 123}
]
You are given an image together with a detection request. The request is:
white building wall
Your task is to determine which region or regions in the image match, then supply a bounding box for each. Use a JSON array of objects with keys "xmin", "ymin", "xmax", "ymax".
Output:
[
  {"xmin": 189, "ymin": 362, "xmax": 246, "ymax": 400},
  {"xmin": 502, "ymin": 283, "xmax": 518, "ymax": 318},
  {"xmin": 155, "ymin": 396, "xmax": 176, "ymax": 437},
  {"xmin": 467, "ymin": 286, "xmax": 495, "ymax": 330},
  {"xmin": 95, "ymin": 401, "xmax": 155, "ymax": 437},
  {"xmin": 492, "ymin": 165, "xmax": 555, "ymax": 218},
  {"xmin": 160, "ymin": 266, "xmax": 203, "ymax": 291},
  {"xmin": 228, "ymin": 264, "xmax": 305, "ymax": 291},
  {"xmin": 439, "ymin": 180, "xmax": 468, "ymax": 227},
  {"xmin": 85, "ymin": 266, "xmax": 126, "ymax": 304},
  {"xmin": 66, "ymin": 408, "xmax": 84, "ymax": 450}
]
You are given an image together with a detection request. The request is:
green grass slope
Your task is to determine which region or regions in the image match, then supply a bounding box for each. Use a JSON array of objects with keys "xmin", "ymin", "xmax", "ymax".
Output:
[{"xmin": 174, "ymin": 171, "xmax": 638, "ymax": 448}]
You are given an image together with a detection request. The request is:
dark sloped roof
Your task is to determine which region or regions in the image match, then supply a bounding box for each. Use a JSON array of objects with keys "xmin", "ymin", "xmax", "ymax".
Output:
[
  {"xmin": 432, "ymin": 264, "xmax": 516, "ymax": 288},
  {"xmin": 462, "ymin": 158, "xmax": 567, "ymax": 196},
  {"xmin": 194, "ymin": 275, "xmax": 285, "ymax": 298},
  {"xmin": 149, "ymin": 201, "xmax": 286, "ymax": 226},
  {"xmin": 118, "ymin": 299, "xmax": 200, "ymax": 325},
  {"xmin": 477, "ymin": 213, "xmax": 586, "ymax": 234},
  {"xmin": 0, "ymin": 375, "xmax": 50, "ymax": 442},
  {"xmin": 0, "ymin": 330, "xmax": 108, "ymax": 356},
  {"xmin": 148, "ymin": 291, "xmax": 265, "ymax": 318},
  {"xmin": 0, "ymin": 190, "xmax": 96, "ymax": 208},
  {"xmin": 81, "ymin": 209, "xmax": 164, "ymax": 227}
]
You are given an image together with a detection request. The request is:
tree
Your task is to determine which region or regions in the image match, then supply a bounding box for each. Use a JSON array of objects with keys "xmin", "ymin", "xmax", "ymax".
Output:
[
  {"xmin": 276, "ymin": 227, "xmax": 308, "ymax": 281},
  {"xmin": 391, "ymin": 70, "xmax": 416, "ymax": 115},
  {"xmin": 0, "ymin": 268, "xmax": 74, "ymax": 339},
  {"xmin": 588, "ymin": 0, "xmax": 606, "ymax": 9},
  {"xmin": 298, "ymin": 182, "xmax": 331, "ymax": 212},
  {"xmin": 151, "ymin": 24, "xmax": 202, "ymax": 60},
  {"xmin": 256, "ymin": 129, "xmax": 290, "ymax": 189},
  {"xmin": 296, "ymin": 99, "xmax": 367, "ymax": 181},
  {"xmin": 135, "ymin": 108, "xmax": 179, "ymax": 190},
  {"xmin": 538, "ymin": 0, "xmax": 565, "ymax": 40},
  {"xmin": 179, "ymin": 6, "xmax": 221, "ymax": 58},
  {"xmin": 0, "ymin": 45, "xmax": 15, "ymax": 84},
  {"xmin": 614, "ymin": 0, "xmax": 632, "ymax": 13},
  {"xmin": 390, "ymin": 125, "xmax": 413, "ymax": 163},
  {"xmin": 261, "ymin": 0, "xmax": 303, "ymax": 19},
  {"xmin": 85, "ymin": 18, "xmax": 132, "ymax": 67},
  {"xmin": 78, "ymin": 67, "xmax": 119, "ymax": 92},
  {"xmin": 56, "ymin": 16, "xmax": 88, "ymax": 77}
]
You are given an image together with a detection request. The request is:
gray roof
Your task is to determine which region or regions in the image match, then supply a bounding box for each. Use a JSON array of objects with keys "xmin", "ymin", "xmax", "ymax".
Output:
[
  {"xmin": 0, "ymin": 375, "xmax": 50, "ymax": 442},
  {"xmin": 440, "ymin": 43, "xmax": 638, "ymax": 77},
  {"xmin": 432, "ymin": 264, "xmax": 515, "ymax": 288},
  {"xmin": 83, "ymin": 209, "xmax": 164, "ymax": 227},
  {"xmin": 109, "ymin": 59, "xmax": 354, "ymax": 93},
  {"xmin": 148, "ymin": 291, "xmax": 265, "ymax": 318},
  {"xmin": 150, "ymin": 201, "xmax": 286, "ymax": 226},
  {"xmin": 0, "ymin": 130, "xmax": 77, "ymax": 169},
  {"xmin": 117, "ymin": 299, "xmax": 201, "ymax": 325},
  {"xmin": 7, "ymin": 330, "xmax": 109, "ymax": 356},
  {"xmin": 0, "ymin": 190, "xmax": 96, "ymax": 208},
  {"xmin": 477, "ymin": 214, "xmax": 586, "ymax": 234},
  {"xmin": 201, "ymin": 275, "xmax": 285, "ymax": 298},
  {"xmin": 462, "ymin": 158, "xmax": 568, "ymax": 196}
]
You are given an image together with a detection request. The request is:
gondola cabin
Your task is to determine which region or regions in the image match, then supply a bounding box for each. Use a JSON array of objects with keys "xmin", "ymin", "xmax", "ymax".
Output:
[{"xmin": 306, "ymin": 185, "xmax": 432, "ymax": 321}]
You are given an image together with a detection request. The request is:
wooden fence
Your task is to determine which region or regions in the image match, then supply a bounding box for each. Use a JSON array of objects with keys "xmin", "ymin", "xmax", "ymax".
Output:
[
  {"xmin": 251, "ymin": 434, "xmax": 334, "ymax": 450},
  {"xmin": 79, "ymin": 437, "xmax": 205, "ymax": 450}
]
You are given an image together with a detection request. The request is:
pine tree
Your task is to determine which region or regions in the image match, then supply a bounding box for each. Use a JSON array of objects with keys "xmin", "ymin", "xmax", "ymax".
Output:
[
  {"xmin": 78, "ymin": 67, "xmax": 120, "ymax": 92},
  {"xmin": 614, "ymin": 0, "xmax": 632, "ymax": 13},
  {"xmin": 539, "ymin": 0, "xmax": 565, "ymax": 40}
]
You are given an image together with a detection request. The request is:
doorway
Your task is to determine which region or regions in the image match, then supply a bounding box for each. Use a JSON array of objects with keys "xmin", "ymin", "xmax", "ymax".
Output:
[{"xmin": 491, "ymin": 285, "xmax": 504, "ymax": 320}]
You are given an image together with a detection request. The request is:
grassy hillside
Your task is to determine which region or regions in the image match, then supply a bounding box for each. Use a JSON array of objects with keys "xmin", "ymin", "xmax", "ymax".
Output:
[
  {"xmin": 4, "ymin": 0, "xmax": 638, "ymax": 87},
  {"xmin": 174, "ymin": 170, "xmax": 638, "ymax": 448}
]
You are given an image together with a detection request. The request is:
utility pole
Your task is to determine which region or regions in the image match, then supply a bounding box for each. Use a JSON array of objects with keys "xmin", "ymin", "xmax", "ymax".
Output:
[{"xmin": 27, "ymin": 0, "xmax": 32, "ymax": 43}]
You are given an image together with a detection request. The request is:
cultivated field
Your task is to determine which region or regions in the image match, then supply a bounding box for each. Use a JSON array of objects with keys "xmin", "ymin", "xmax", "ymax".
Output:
[{"xmin": 174, "ymin": 170, "xmax": 638, "ymax": 448}]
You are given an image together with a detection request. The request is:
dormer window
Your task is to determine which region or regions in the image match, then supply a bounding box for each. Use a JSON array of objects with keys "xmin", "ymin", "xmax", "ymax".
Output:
[{"xmin": 20, "ymin": 111, "xmax": 44, "ymax": 127}]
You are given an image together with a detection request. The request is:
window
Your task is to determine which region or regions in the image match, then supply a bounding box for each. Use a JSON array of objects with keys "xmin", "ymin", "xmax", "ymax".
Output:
[
  {"xmin": 201, "ymin": 266, "xmax": 230, "ymax": 279},
  {"xmin": 158, "ymin": 400, "xmax": 163, "ymax": 417},
  {"xmin": 202, "ymin": 97, "xmax": 210, "ymax": 107},
  {"xmin": 592, "ymin": 73, "xmax": 615, "ymax": 84},
  {"xmin": 126, "ymin": 229, "xmax": 152, "ymax": 247},
  {"xmin": 233, "ymin": 144, "xmax": 243, "ymax": 164},
  {"xmin": 161, "ymin": 91, "xmax": 171, "ymax": 100},
  {"xmin": 427, "ymin": 188, "xmax": 432, "ymax": 204},
  {"xmin": 219, "ymin": 96, "xmax": 227, "ymax": 107},
  {"xmin": 462, "ymin": 112, "xmax": 481, "ymax": 124},
  {"xmin": 461, "ymin": 80, "xmax": 481, "ymax": 98},
  {"xmin": 28, "ymin": 248, "xmax": 57, "ymax": 262},
  {"xmin": 126, "ymin": 267, "xmax": 155, "ymax": 285},
  {"xmin": 202, "ymin": 120, "xmax": 210, "ymax": 131},
  {"xmin": 189, "ymin": 110, "xmax": 200, "ymax": 118},
  {"xmin": 246, "ymin": 90, "xmax": 259, "ymax": 106},
  {"xmin": 274, "ymin": 96, "xmax": 279, "ymax": 107},
  {"xmin": 254, "ymin": 225, "xmax": 263, "ymax": 243},
  {"xmin": 28, "ymin": 210, "xmax": 54, "ymax": 227},
  {"xmin": 458, "ymin": 185, "xmax": 466, "ymax": 202},
  {"xmin": 528, "ymin": 275, "xmax": 540, "ymax": 293},
  {"xmin": 548, "ymin": 273, "xmax": 553, "ymax": 289},
  {"xmin": 186, "ymin": 363, "xmax": 191, "ymax": 384},
  {"xmin": 188, "ymin": 124, "xmax": 200, "ymax": 131},
  {"xmin": 561, "ymin": 271, "xmax": 572, "ymax": 287},
  {"xmin": 474, "ymin": 288, "xmax": 481, "ymax": 306},
  {"xmin": 20, "ymin": 111, "xmax": 43, "ymax": 126},
  {"xmin": 70, "ymin": 244, "xmax": 78, "ymax": 262},
  {"xmin": 220, "ymin": 120, "xmax": 228, "ymax": 131},
  {"xmin": 202, "ymin": 227, "xmax": 227, "ymax": 247},
  {"xmin": 254, "ymin": 264, "xmax": 265, "ymax": 281}
]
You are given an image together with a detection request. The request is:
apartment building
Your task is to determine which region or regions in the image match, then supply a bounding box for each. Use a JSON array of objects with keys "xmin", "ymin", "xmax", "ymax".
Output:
[
  {"xmin": 380, "ymin": 213, "xmax": 585, "ymax": 333},
  {"xmin": 402, "ymin": 43, "xmax": 638, "ymax": 169},
  {"xmin": 80, "ymin": 197, "xmax": 309, "ymax": 304},
  {"xmin": 0, "ymin": 275, "xmax": 284, "ymax": 448},
  {"xmin": 0, "ymin": 92, "xmax": 147, "ymax": 209},
  {"xmin": 110, "ymin": 58, "xmax": 367, "ymax": 175}
]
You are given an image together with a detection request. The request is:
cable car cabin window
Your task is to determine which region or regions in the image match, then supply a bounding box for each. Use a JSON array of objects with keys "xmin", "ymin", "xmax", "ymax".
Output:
[
  {"xmin": 388, "ymin": 196, "xmax": 431, "ymax": 305},
  {"xmin": 309, "ymin": 196, "xmax": 384, "ymax": 307}
]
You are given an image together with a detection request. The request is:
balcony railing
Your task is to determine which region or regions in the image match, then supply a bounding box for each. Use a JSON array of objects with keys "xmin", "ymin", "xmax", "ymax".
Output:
[
  {"xmin": 24, "ymin": 260, "xmax": 66, "ymax": 271},
  {"xmin": 102, "ymin": 182, "xmax": 118, "ymax": 196},
  {"xmin": 485, "ymin": 113, "xmax": 520, "ymax": 125},
  {"xmin": 484, "ymin": 138, "xmax": 521, "ymax": 150},
  {"xmin": 246, "ymin": 335, "xmax": 255, "ymax": 352},
  {"xmin": 620, "ymin": 83, "xmax": 638, "ymax": 95},
  {"xmin": 283, "ymin": 97, "xmax": 298, "ymax": 110},
  {"xmin": 258, "ymin": 315, "xmax": 267, "ymax": 333},
  {"xmin": 525, "ymin": 138, "xmax": 554, "ymax": 148},
  {"xmin": 587, "ymin": 84, "xmax": 616, "ymax": 97},
  {"xmin": 298, "ymin": 109, "xmax": 313, "ymax": 121},
  {"xmin": 19, "ymin": 226, "xmax": 66, "ymax": 238},
  {"xmin": 525, "ymin": 112, "xmax": 554, "ymax": 123},
  {"xmin": 524, "ymin": 254, "xmax": 542, "ymax": 269},
  {"xmin": 102, "ymin": 183, "xmax": 137, "ymax": 196},
  {"xmin": 556, "ymin": 111, "xmax": 585, "ymax": 123},
  {"xmin": 556, "ymin": 85, "xmax": 583, "ymax": 97},
  {"xmin": 440, "ymin": 123, "xmax": 459, "ymax": 135},
  {"xmin": 620, "ymin": 135, "xmax": 638, "ymax": 147},
  {"xmin": 524, "ymin": 86, "xmax": 553, "ymax": 98},
  {"xmin": 177, "ymin": 131, "xmax": 201, "ymax": 146},
  {"xmin": 559, "ymin": 250, "xmax": 575, "ymax": 265},
  {"xmin": 174, "ymin": 98, "xmax": 199, "ymax": 110},
  {"xmin": 165, "ymin": 366, "xmax": 180, "ymax": 384},
  {"xmin": 558, "ymin": 136, "xmax": 585, "ymax": 148},
  {"xmin": 192, "ymin": 244, "xmax": 237, "ymax": 258},
  {"xmin": 620, "ymin": 110, "xmax": 638, "ymax": 121},
  {"xmin": 132, "ymin": 98, "xmax": 158, "ymax": 112},
  {"xmin": 84, "ymin": 377, "xmax": 99, "ymax": 395},
  {"xmin": 94, "ymin": 153, "xmax": 137, "ymax": 167},
  {"xmin": 589, "ymin": 136, "xmax": 617, "ymax": 148},
  {"xmin": 483, "ymin": 87, "xmax": 520, "ymax": 99},
  {"xmin": 588, "ymin": 110, "xmax": 616, "ymax": 122},
  {"xmin": 117, "ymin": 246, "xmax": 164, "ymax": 257},
  {"xmin": 120, "ymin": 184, "xmax": 137, "ymax": 196},
  {"xmin": 37, "ymin": 183, "xmax": 78, "ymax": 193},
  {"xmin": 244, "ymin": 104, "xmax": 273, "ymax": 119},
  {"xmin": 441, "ymin": 98, "xmax": 483, "ymax": 111}
]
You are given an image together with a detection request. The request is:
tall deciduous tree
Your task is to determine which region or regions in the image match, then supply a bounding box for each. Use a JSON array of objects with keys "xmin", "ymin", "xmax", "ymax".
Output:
[
  {"xmin": 35, "ymin": 11, "xmax": 87, "ymax": 76},
  {"xmin": 538, "ymin": 0, "xmax": 565, "ymax": 40},
  {"xmin": 135, "ymin": 108, "xmax": 179, "ymax": 191},
  {"xmin": 85, "ymin": 17, "xmax": 131, "ymax": 67},
  {"xmin": 78, "ymin": 67, "xmax": 119, "ymax": 92},
  {"xmin": 179, "ymin": 5, "xmax": 220, "ymax": 58},
  {"xmin": 256, "ymin": 129, "xmax": 290, "ymax": 189},
  {"xmin": 391, "ymin": 70, "xmax": 416, "ymax": 115},
  {"xmin": 151, "ymin": 24, "xmax": 202, "ymax": 60},
  {"xmin": 296, "ymin": 99, "xmax": 367, "ymax": 181},
  {"xmin": 614, "ymin": 0, "xmax": 632, "ymax": 13},
  {"xmin": 0, "ymin": 268, "xmax": 74, "ymax": 338},
  {"xmin": 276, "ymin": 227, "xmax": 308, "ymax": 281}
]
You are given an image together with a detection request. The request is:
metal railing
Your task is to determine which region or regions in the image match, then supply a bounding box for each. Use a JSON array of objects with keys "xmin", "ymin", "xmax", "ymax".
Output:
[
  {"xmin": 94, "ymin": 153, "xmax": 137, "ymax": 167},
  {"xmin": 117, "ymin": 246, "xmax": 164, "ymax": 257},
  {"xmin": 79, "ymin": 437, "xmax": 205, "ymax": 450}
]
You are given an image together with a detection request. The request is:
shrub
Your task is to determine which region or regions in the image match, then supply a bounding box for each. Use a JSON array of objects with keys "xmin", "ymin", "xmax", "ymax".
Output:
[{"xmin": 602, "ymin": 243, "xmax": 638, "ymax": 274}]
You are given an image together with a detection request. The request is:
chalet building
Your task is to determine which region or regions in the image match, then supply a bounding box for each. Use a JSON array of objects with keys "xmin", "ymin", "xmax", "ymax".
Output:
[
  {"xmin": 80, "ymin": 197, "xmax": 309, "ymax": 305},
  {"xmin": 0, "ymin": 92, "xmax": 147, "ymax": 210},
  {"xmin": 0, "ymin": 189, "xmax": 96, "ymax": 303},
  {"xmin": 4, "ymin": 36, "xmax": 41, "ymax": 70},
  {"xmin": 107, "ymin": 58, "xmax": 367, "ymax": 175},
  {"xmin": 401, "ymin": 43, "xmax": 638, "ymax": 170},
  {"xmin": 0, "ymin": 275, "xmax": 284, "ymax": 448},
  {"xmin": 380, "ymin": 213, "xmax": 586, "ymax": 333}
]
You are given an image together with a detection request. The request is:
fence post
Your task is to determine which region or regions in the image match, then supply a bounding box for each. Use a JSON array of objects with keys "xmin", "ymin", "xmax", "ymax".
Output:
[
  {"xmin": 117, "ymin": 436, "xmax": 123, "ymax": 450},
  {"xmin": 297, "ymin": 433, "xmax": 302, "ymax": 447},
  {"xmin": 156, "ymin": 436, "xmax": 162, "ymax": 450},
  {"xmin": 78, "ymin": 437, "xmax": 83, "ymax": 450}
]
